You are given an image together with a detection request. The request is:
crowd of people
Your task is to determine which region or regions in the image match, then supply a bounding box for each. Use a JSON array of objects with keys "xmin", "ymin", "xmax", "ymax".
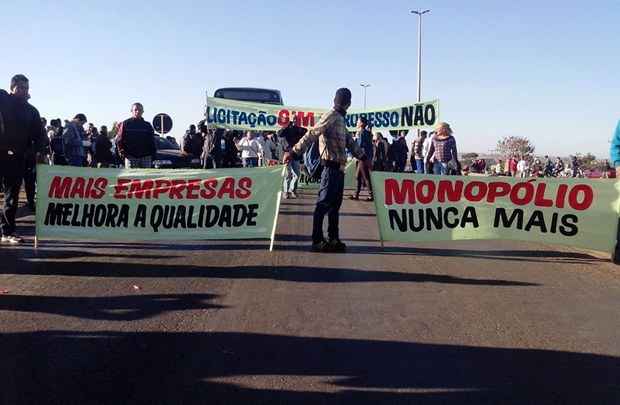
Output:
[{"xmin": 2, "ymin": 74, "xmax": 617, "ymax": 252}]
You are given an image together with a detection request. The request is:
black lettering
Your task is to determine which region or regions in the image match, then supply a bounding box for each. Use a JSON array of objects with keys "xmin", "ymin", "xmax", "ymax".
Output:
[
  {"xmin": 443, "ymin": 207, "xmax": 459, "ymax": 228},
  {"xmin": 524, "ymin": 210, "xmax": 547, "ymax": 233},
  {"xmin": 460, "ymin": 206, "xmax": 479, "ymax": 228},
  {"xmin": 389, "ymin": 209, "xmax": 407, "ymax": 231},
  {"xmin": 426, "ymin": 207, "xmax": 443, "ymax": 230},
  {"xmin": 218, "ymin": 205, "xmax": 232, "ymax": 227},
  {"xmin": 413, "ymin": 105, "xmax": 424, "ymax": 126},
  {"xmin": 173, "ymin": 206, "xmax": 187, "ymax": 228},
  {"xmin": 494, "ymin": 208, "xmax": 524, "ymax": 229},
  {"xmin": 247, "ymin": 204, "xmax": 258, "ymax": 226},
  {"xmin": 187, "ymin": 206, "xmax": 197, "ymax": 229},
  {"xmin": 134, "ymin": 204, "xmax": 147, "ymax": 227},
  {"xmin": 560, "ymin": 214, "xmax": 578, "ymax": 237},
  {"xmin": 204, "ymin": 205, "xmax": 219, "ymax": 227}
]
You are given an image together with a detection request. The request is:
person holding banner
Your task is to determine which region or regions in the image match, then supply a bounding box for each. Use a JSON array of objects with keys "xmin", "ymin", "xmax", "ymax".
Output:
[{"xmin": 283, "ymin": 88, "xmax": 367, "ymax": 253}]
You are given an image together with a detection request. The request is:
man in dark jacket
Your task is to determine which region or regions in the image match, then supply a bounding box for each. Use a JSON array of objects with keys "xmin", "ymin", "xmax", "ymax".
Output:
[
  {"xmin": 117, "ymin": 102, "xmax": 156, "ymax": 168},
  {"xmin": 182, "ymin": 124, "xmax": 203, "ymax": 158},
  {"xmin": 278, "ymin": 115, "xmax": 307, "ymax": 198},
  {"xmin": 351, "ymin": 117, "xmax": 374, "ymax": 201},
  {"xmin": 393, "ymin": 131, "xmax": 409, "ymax": 172},
  {"xmin": 0, "ymin": 74, "xmax": 45, "ymax": 244}
]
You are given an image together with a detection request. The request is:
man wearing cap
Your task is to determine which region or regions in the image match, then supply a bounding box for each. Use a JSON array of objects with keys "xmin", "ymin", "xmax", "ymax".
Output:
[
  {"xmin": 62, "ymin": 113, "xmax": 88, "ymax": 166},
  {"xmin": 283, "ymin": 88, "xmax": 366, "ymax": 252},
  {"xmin": 0, "ymin": 74, "xmax": 45, "ymax": 244}
]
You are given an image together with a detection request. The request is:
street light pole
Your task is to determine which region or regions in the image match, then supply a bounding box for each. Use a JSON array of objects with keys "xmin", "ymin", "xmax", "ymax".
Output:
[
  {"xmin": 411, "ymin": 9, "xmax": 430, "ymax": 103},
  {"xmin": 360, "ymin": 83, "xmax": 371, "ymax": 110}
]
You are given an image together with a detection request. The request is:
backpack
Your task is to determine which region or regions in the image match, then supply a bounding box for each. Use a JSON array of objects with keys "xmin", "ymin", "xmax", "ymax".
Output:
[{"xmin": 303, "ymin": 138, "xmax": 326, "ymax": 181}]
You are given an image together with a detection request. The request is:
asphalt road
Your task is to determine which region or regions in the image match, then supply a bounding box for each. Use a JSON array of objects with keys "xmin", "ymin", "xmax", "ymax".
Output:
[{"xmin": 1, "ymin": 188, "xmax": 620, "ymax": 405}]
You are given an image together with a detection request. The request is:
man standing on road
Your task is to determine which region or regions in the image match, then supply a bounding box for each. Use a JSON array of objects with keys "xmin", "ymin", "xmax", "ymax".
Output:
[
  {"xmin": 63, "ymin": 113, "xmax": 88, "ymax": 167},
  {"xmin": 0, "ymin": 74, "xmax": 45, "ymax": 244},
  {"xmin": 283, "ymin": 88, "xmax": 367, "ymax": 253},
  {"xmin": 117, "ymin": 103, "xmax": 156, "ymax": 168},
  {"xmin": 350, "ymin": 116, "xmax": 373, "ymax": 201},
  {"xmin": 182, "ymin": 124, "xmax": 203, "ymax": 160},
  {"xmin": 278, "ymin": 114, "xmax": 307, "ymax": 199}
]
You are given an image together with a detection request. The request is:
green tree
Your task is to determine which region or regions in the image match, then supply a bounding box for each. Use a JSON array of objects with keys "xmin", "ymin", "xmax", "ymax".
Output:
[{"xmin": 495, "ymin": 136, "xmax": 535, "ymax": 158}]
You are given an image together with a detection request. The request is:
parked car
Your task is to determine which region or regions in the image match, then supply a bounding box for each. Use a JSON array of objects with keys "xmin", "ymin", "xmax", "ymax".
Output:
[{"xmin": 152, "ymin": 136, "xmax": 201, "ymax": 169}]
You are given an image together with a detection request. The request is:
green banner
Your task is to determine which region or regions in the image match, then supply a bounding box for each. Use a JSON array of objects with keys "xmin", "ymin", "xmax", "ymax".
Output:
[
  {"xmin": 371, "ymin": 172, "xmax": 620, "ymax": 253},
  {"xmin": 36, "ymin": 165, "xmax": 284, "ymax": 241},
  {"xmin": 206, "ymin": 97, "xmax": 439, "ymax": 132}
]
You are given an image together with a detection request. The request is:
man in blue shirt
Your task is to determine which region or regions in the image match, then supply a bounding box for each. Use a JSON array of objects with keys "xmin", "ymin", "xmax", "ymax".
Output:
[{"xmin": 610, "ymin": 120, "xmax": 620, "ymax": 178}]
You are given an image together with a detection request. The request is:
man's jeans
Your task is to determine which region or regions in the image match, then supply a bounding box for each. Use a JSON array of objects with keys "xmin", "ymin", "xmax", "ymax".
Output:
[
  {"xmin": 312, "ymin": 164, "xmax": 344, "ymax": 243},
  {"xmin": 283, "ymin": 160, "xmax": 300, "ymax": 193},
  {"xmin": 0, "ymin": 155, "xmax": 24, "ymax": 236},
  {"xmin": 243, "ymin": 157, "xmax": 259, "ymax": 168},
  {"xmin": 415, "ymin": 159, "xmax": 425, "ymax": 174}
]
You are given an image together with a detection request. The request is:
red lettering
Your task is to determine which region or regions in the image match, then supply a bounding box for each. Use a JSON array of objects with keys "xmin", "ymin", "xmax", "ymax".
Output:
[
  {"xmin": 295, "ymin": 111, "xmax": 315, "ymax": 127},
  {"xmin": 85, "ymin": 178, "xmax": 95, "ymax": 198},
  {"xmin": 555, "ymin": 184, "xmax": 568, "ymax": 209},
  {"xmin": 486, "ymin": 182, "xmax": 511, "ymax": 203},
  {"xmin": 509, "ymin": 182, "xmax": 535, "ymax": 206},
  {"xmin": 200, "ymin": 179, "xmax": 218, "ymax": 199},
  {"xmin": 69, "ymin": 177, "xmax": 86, "ymax": 198},
  {"xmin": 277, "ymin": 109, "xmax": 290, "ymax": 126},
  {"xmin": 91, "ymin": 178, "xmax": 108, "ymax": 199},
  {"xmin": 236, "ymin": 177, "xmax": 252, "ymax": 199},
  {"xmin": 384, "ymin": 179, "xmax": 415, "ymax": 205},
  {"xmin": 169, "ymin": 179, "xmax": 186, "ymax": 199},
  {"xmin": 128, "ymin": 179, "xmax": 154, "ymax": 199},
  {"xmin": 415, "ymin": 180, "xmax": 435, "ymax": 204},
  {"xmin": 186, "ymin": 179, "xmax": 201, "ymax": 199},
  {"xmin": 152, "ymin": 179, "xmax": 171, "ymax": 199},
  {"xmin": 48, "ymin": 176, "xmax": 73, "ymax": 198},
  {"xmin": 217, "ymin": 177, "xmax": 236, "ymax": 199},
  {"xmin": 533, "ymin": 183, "xmax": 553, "ymax": 207},
  {"xmin": 437, "ymin": 180, "xmax": 463, "ymax": 202},
  {"xmin": 114, "ymin": 178, "xmax": 131, "ymax": 199},
  {"xmin": 568, "ymin": 185, "xmax": 594, "ymax": 211},
  {"xmin": 463, "ymin": 181, "xmax": 487, "ymax": 202}
]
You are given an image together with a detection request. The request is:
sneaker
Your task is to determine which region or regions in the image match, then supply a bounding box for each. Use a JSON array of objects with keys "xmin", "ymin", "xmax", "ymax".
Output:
[
  {"xmin": 366, "ymin": 196, "xmax": 374, "ymax": 202},
  {"xmin": 311, "ymin": 239, "xmax": 331, "ymax": 253},
  {"xmin": 327, "ymin": 238, "xmax": 347, "ymax": 253},
  {"xmin": 1, "ymin": 235, "xmax": 23, "ymax": 244},
  {"xmin": 290, "ymin": 192, "xmax": 297, "ymax": 199},
  {"xmin": 349, "ymin": 195, "xmax": 359, "ymax": 200},
  {"xmin": 283, "ymin": 192, "xmax": 290, "ymax": 200}
]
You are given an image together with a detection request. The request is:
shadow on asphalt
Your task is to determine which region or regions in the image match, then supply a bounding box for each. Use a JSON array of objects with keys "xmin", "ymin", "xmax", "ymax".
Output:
[
  {"xmin": 0, "ymin": 293, "xmax": 224, "ymax": 321},
  {"xmin": 3, "ymin": 241, "xmax": 604, "ymax": 265},
  {"xmin": 279, "ymin": 210, "xmax": 376, "ymax": 217},
  {"xmin": 1, "ymin": 330, "xmax": 618, "ymax": 404},
  {"xmin": 2, "ymin": 259, "xmax": 538, "ymax": 286}
]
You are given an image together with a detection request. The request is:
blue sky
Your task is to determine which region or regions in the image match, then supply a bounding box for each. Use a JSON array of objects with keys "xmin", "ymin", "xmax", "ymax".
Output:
[{"xmin": 3, "ymin": 0, "xmax": 618, "ymax": 157}]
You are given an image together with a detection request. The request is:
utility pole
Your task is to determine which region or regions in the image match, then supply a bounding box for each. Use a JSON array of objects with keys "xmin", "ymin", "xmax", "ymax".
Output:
[
  {"xmin": 360, "ymin": 83, "xmax": 371, "ymax": 110},
  {"xmin": 411, "ymin": 9, "xmax": 430, "ymax": 103}
]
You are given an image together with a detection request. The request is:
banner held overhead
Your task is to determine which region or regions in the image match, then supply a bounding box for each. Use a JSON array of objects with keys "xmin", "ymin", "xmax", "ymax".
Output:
[{"xmin": 206, "ymin": 97, "xmax": 439, "ymax": 132}]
